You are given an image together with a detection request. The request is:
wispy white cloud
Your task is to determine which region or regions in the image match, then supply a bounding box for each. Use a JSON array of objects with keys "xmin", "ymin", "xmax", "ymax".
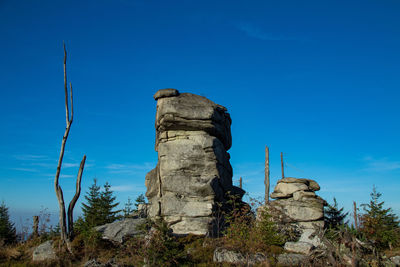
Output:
[
  {"xmin": 63, "ymin": 163, "xmax": 80, "ymax": 168},
  {"xmin": 106, "ymin": 162, "xmax": 154, "ymax": 174},
  {"xmin": 111, "ymin": 184, "xmax": 146, "ymax": 192},
  {"xmin": 13, "ymin": 154, "xmax": 48, "ymax": 161},
  {"xmin": 363, "ymin": 156, "xmax": 400, "ymax": 172},
  {"xmin": 236, "ymin": 22, "xmax": 296, "ymax": 41},
  {"xmin": 9, "ymin": 167, "xmax": 39, "ymax": 172}
]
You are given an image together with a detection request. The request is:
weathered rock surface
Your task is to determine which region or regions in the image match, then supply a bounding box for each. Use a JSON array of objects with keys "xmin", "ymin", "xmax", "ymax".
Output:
[
  {"xmin": 263, "ymin": 177, "xmax": 326, "ymax": 254},
  {"xmin": 284, "ymin": 241, "xmax": 314, "ymax": 254},
  {"xmin": 270, "ymin": 197, "xmax": 325, "ymax": 222},
  {"xmin": 390, "ymin": 255, "xmax": 400, "ymax": 266},
  {"xmin": 145, "ymin": 89, "xmax": 242, "ymax": 235},
  {"xmin": 95, "ymin": 218, "xmax": 146, "ymax": 243},
  {"xmin": 277, "ymin": 253, "xmax": 307, "ymax": 266},
  {"xmin": 213, "ymin": 248, "xmax": 268, "ymax": 266},
  {"xmin": 32, "ymin": 240, "xmax": 57, "ymax": 261}
]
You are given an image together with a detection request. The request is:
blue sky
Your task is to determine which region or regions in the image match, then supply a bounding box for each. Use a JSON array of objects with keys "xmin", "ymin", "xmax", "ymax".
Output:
[{"xmin": 1, "ymin": 0, "xmax": 400, "ymax": 230}]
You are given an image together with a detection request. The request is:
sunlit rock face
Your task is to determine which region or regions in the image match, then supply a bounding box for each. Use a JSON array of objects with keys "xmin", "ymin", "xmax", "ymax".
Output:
[
  {"xmin": 265, "ymin": 177, "xmax": 327, "ymax": 251},
  {"xmin": 145, "ymin": 89, "xmax": 243, "ymax": 235}
]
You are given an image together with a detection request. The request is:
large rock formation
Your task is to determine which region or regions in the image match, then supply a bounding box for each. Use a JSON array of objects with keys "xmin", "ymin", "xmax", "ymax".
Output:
[
  {"xmin": 266, "ymin": 177, "xmax": 326, "ymax": 253},
  {"xmin": 145, "ymin": 89, "xmax": 243, "ymax": 235}
]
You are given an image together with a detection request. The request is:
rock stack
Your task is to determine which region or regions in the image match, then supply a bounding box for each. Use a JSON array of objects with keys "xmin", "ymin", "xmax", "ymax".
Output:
[
  {"xmin": 268, "ymin": 177, "xmax": 326, "ymax": 254},
  {"xmin": 145, "ymin": 89, "xmax": 243, "ymax": 236}
]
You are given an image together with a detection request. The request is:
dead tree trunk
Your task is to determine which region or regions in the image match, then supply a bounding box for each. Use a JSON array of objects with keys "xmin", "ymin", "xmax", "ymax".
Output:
[
  {"xmin": 67, "ymin": 155, "xmax": 86, "ymax": 240},
  {"xmin": 54, "ymin": 43, "xmax": 86, "ymax": 252},
  {"xmin": 32, "ymin": 216, "xmax": 39, "ymax": 238},
  {"xmin": 281, "ymin": 152, "xmax": 285, "ymax": 179},
  {"xmin": 239, "ymin": 177, "xmax": 242, "ymax": 189},
  {"xmin": 265, "ymin": 146, "xmax": 270, "ymax": 204},
  {"xmin": 353, "ymin": 201, "xmax": 358, "ymax": 230}
]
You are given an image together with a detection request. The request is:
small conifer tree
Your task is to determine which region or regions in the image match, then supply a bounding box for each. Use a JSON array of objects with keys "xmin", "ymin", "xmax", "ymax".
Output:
[
  {"xmin": 0, "ymin": 202, "xmax": 17, "ymax": 244},
  {"xmin": 324, "ymin": 197, "xmax": 349, "ymax": 230},
  {"xmin": 82, "ymin": 179, "xmax": 102, "ymax": 226},
  {"xmin": 99, "ymin": 182, "xmax": 120, "ymax": 224},
  {"xmin": 360, "ymin": 186, "xmax": 400, "ymax": 250},
  {"xmin": 123, "ymin": 197, "xmax": 134, "ymax": 217},
  {"xmin": 134, "ymin": 193, "xmax": 146, "ymax": 211},
  {"xmin": 81, "ymin": 179, "xmax": 120, "ymax": 227}
]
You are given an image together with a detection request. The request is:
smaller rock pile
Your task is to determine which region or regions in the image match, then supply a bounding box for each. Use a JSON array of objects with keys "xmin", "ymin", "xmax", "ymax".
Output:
[{"xmin": 268, "ymin": 177, "xmax": 327, "ymax": 254}]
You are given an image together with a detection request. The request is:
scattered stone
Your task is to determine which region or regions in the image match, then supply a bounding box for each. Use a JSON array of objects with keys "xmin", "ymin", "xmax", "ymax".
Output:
[
  {"xmin": 298, "ymin": 228, "xmax": 324, "ymax": 247},
  {"xmin": 146, "ymin": 89, "xmax": 243, "ymax": 235},
  {"xmin": 391, "ymin": 255, "xmax": 400, "ymax": 266},
  {"xmin": 284, "ymin": 241, "xmax": 314, "ymax": 254},
  {"xmin": 213, "ymin": 248, "xmax": 268, "ymax": 266},
  {"xmin": 95, "ymin": 218, "xmax": 146, "ymax": 243},
  {"xmin": 32, "ymin": 240, "xmax": 57, "ymax": 261},
  {"xmin": 277, "ymin": 253, "xmax": 307, "ymax": 266}
]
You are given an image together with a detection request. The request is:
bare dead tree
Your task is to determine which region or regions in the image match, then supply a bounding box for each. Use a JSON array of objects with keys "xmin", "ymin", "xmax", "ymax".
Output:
[
  {"xmin": 32, "ymin": 216, "xmax": 39, "ymax": 238},
  {"xmin": 54, "ymin": 43, "xmax": 86, "ymax": 252},
  {"xmin": 265, "ymin": 146, "xmax": 270, "ymax": 204},
  {"xmin": 353, "ymin": 201, "xmax": 358, "ymax": 230},
  {"xmin": 281, "ymin": 152, "xmax": 285, "ymax": 179}
]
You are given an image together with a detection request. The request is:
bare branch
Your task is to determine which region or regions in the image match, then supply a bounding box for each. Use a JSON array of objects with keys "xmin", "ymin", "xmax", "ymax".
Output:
[
  {"xmin": 63, "ymin": 42, "xmax": 69, "ymax": 125},
  {"xmin": 69, "ymin": 82, "xmax": 73, "ymax": 123},
  {"xmin": 265, "ymin": 146, "xmax": 270, "ymax": 204},
  {"xmin": 67, "ymin": 155, "xmax": 86, "ymax": 239}
]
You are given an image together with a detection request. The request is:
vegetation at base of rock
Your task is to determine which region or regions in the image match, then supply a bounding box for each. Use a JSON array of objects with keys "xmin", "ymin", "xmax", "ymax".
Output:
[
  {"xmin": 140, "ymin": 219, "xmax": 187, "ymax": 266},
  {"xmin": 0, "ymin": 202, "xmax": 17, "ymax": 245},
  {"xmin": 1, "ymin": 188, "xmax": 400, "ymax": 266},
  {"xmin": 222, "ymin": 199, "xmax": 284, "ymax": 255}
]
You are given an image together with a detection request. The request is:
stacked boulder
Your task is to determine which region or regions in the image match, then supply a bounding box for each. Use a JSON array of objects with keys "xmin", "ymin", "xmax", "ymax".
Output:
[
  {"xmin": 145, "ymin": 89, "xmax": 244, "ymax": 236},
  {"xmin": 269, "ymin": 177, "xmax": 326, "ymax": 254}
]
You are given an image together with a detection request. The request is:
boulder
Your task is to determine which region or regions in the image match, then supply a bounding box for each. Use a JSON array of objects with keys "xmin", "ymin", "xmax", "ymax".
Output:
[
  {"xmin": 32, "ymin": 240, "xmax": 57, "ymax": 261},
  {"xmin": 276, "ymin": 177, "xmax": 320, "ymax": 191},
  {"xmin": 95, "ymin": 218, "xmax": 146, "ymax": 243},
  {"xmin": 153, "ymin": 88, "xmax": 179, "ymax": 100},
  {"xmin": 270, "ymin": 182, "xmax": 309, "ymax": 198},
  {"xmin": 213, "ymin": 248, "xmax": 268, "ymax": 266},
  {"xmin": 284, "ymin": 241, "xmax": 314, "ymax": 254},
  {"xmin": 390, "ymin": 255, "xmax": 400, "ymax": 266},
  {"xmin": 277, "ymin": 253, "xmax": 307, "ymax": 266},
  {"xmin": 270, "ymin": 197, "xmax": 324, "ymax": 222},
  {"xmin": 292, "ymin": 190, "xmax": 317, "ymax": 201},
  {"xmin": 298, "ymin": 228, "xmax": 324, "ymax": 247},
  {"xmin": 146, "ymin": 89, "xmax": 242, "ymax": 236}
]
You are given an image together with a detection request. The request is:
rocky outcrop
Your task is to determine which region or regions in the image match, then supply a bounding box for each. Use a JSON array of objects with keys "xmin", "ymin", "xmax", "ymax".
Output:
[
  {"xmin": 264, "ymin": 177, "xmax": 326, "ymax": 253},
  {"xmin": 32, "ymin": 240, "xmax": 58, "ymax": 261},
  {"xmin": 145, "ymin": 89, "xmax": 243, "ymax": 235},
  {"xmin": 95, "ymin": 218, "xmax": 146, "ymax": 243}
]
